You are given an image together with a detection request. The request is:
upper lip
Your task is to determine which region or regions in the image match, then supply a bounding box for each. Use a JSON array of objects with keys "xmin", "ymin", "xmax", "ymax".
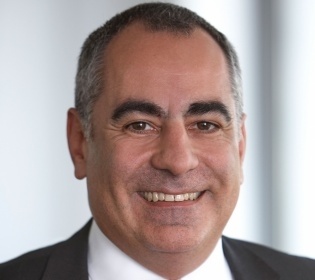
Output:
[
  {"xmin": 140, "ymin": 190, "xmax": 204, "ymax": 202},
  {"xmin": 138, "ymin": 190, "xmax": 204, "ymax": 195},
  {"xmin": 140, "ymin": 189, "xmax": 202, "ymax": 193},
  {"xmin": 138, "ymin": 190, "xmax": 206, "ymax": 196},
  {"xmin": 137, "ymin": 186, "xmax": 206, "ymax": 193}
]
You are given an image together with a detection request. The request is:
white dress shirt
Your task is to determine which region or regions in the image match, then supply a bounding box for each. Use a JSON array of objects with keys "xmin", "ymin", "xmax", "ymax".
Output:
[{"xmin": 88, "ymin": 220, "xmax": 233, "ymax": 280}]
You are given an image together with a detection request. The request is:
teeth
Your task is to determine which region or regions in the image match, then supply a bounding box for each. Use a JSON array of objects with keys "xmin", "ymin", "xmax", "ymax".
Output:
[
  {"xmin": 152, "ymin": 192, "xmax": 159, "ymax": 202},
  {"xmin": 165, "ymin": 194, "xmax": 175, "ymax": 201},
  {"xmin": 158, "ymin": 193, "xmax": 165, "ymax": 200},
  {"xmin": 143, "ymin": 191, "xmax": 201, "ymax": 202},
  {"xmin": 175, "ymin": 194, "xmax": 184, "ymax": 201},
  {"xmin": 148, "ymin": 192, "xmax": 153, "ymax": 202}
]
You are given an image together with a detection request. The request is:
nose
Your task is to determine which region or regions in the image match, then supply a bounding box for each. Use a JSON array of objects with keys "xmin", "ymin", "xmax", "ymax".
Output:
[{"xmin": 150, "ymin": 123, "xmax": 199, "ymax": 176}]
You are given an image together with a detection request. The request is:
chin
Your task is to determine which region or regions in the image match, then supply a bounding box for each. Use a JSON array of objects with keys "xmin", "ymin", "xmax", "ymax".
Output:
[{"xmin": 141, "ymin": 225, "xmax": 210, "ymax": 254}]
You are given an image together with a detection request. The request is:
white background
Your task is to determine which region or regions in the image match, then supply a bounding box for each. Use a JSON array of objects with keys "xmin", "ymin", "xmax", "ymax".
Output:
[{"xmin": 1, "ymin": 0, "xmax": 315, "ymax": 262}]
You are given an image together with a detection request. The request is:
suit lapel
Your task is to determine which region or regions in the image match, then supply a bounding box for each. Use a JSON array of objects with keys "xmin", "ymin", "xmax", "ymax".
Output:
[
  {"xmin": 41, "ymin": 220, "xmax": 92, "ymax": 280},
  {"xmin": 38, "ymin": 222, "xmax": 281, "ymax": 280},
  {"xmin": 222, "ymin": 236, "xmax": 280, "ymax": 280}
]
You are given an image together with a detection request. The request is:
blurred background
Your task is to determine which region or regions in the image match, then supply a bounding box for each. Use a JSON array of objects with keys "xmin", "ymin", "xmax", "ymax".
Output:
[{"xmin": 1, "ymin": 0, "xmax": 315, "ymax": 262}]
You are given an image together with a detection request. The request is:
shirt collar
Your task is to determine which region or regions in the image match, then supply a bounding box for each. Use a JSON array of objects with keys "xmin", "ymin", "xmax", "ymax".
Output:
[{"xmin": 88, "ymin": 220, "xmax": 233, "ymax": 280}]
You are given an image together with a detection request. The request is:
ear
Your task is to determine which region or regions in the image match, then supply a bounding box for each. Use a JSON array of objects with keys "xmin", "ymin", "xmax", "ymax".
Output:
[
  {"xmin": 238, "ymin": 114, "xmax": 247, "ymax": 184},
  {"xmin": 67, "ymin": 108, "xmax": 87, "ymax": 179},
  {"xmin": 239, "ymin": 113, "xmax": 247, "ymax": 162}
]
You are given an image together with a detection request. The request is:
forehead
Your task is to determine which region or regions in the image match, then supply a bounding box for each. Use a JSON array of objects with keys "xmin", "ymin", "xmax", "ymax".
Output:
[{"xmin": 100, "ymin": 22, "xmax": 233, "ymax": 112}]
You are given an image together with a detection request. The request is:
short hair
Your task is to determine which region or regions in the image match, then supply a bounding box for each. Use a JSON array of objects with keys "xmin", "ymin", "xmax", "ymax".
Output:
[{"xmin": 75, "ymin": 2, "xmax": 243, "ymax": 138}]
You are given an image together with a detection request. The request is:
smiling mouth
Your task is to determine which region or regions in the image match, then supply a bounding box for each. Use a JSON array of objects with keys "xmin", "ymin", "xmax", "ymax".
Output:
[{"xmin": 141, "ymin": 191, "xmax": 202, "ymax": 202}]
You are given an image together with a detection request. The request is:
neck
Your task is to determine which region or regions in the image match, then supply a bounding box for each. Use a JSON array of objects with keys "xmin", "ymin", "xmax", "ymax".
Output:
[
  {"xmin": 120, "ymin": 238, "xmax": 219, "ymax": 279},
  {"xmin": 91, "ymin": 220, "xmax": 222, "ymax": 279}
]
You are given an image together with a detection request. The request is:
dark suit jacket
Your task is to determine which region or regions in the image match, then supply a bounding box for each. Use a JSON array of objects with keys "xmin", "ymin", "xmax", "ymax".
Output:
[{"xmin": 1, "ymin": 220, "xmax": 315, "ymax": 280}]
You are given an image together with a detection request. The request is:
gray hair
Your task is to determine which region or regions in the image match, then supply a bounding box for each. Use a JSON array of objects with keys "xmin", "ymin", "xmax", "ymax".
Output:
[{"xmin": 75, "ymin": 2, "xmax": 243, "ymax": 138}]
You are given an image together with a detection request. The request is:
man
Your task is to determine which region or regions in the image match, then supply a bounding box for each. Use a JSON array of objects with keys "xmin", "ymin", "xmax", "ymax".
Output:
[{"xmin": 1, "ymin": 2, "xmax": 314, "ymax": 279}]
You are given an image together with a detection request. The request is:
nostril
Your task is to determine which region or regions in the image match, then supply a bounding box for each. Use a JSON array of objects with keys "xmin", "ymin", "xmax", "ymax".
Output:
[
  {"xmin": 150, "ymin": 125, "xmax": 199, "ymax": 175},
  {"xmin": 151, "ymin": 149, "xmax": 199, "ymax": 176}
]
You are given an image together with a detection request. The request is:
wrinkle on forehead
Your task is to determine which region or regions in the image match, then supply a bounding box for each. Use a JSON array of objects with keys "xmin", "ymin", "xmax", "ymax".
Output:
[
  {"xmin": 98, "ymin": 22, "xmax": 234, "ymax": 120},
  {"xmin": 103, "ymin": 22, "xmax": 229, "ymax": 78}
]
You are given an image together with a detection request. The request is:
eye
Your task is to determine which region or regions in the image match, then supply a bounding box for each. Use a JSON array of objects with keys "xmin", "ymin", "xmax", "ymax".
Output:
[
  {"xmin": 125, "ymin": 121, "xmax": 156, "ymax": 134},
  {"xmin": 190, "ymin": 121, "xmax": 219, "ymax": 132},
  {"xmin": 197, "ymin": 122, "xmax": 214, "ymax": 130}
]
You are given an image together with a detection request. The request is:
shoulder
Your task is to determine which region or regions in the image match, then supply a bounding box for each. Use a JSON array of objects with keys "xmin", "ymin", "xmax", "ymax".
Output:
[
  {"xmin": 0, "ymin": 220, "xmax": 92, "ymax": 280},
  {"xmin": 0, "ymin": 241, "xmax": 64, "ymax": 280},
  {"xmin": 223, "ymin": 236, "xmax": 315, "ymax": 279}
]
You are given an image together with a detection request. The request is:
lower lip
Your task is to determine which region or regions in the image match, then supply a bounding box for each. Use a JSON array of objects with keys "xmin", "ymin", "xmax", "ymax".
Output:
[{"xmin": 138, "ymin": 191, "xmax": 205, "ymax": 207}]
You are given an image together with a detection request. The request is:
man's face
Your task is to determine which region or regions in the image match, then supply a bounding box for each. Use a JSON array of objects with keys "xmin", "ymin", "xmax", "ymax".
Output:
[{"xmin": 69, "ymin": 23, "xmax": 246, "ymax": 259}]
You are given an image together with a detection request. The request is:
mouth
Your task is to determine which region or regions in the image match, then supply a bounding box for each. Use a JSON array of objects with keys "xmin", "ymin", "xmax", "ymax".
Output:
[{"xmin": 140, "ymin": 191, "xmax": 202, "ymax": 202}]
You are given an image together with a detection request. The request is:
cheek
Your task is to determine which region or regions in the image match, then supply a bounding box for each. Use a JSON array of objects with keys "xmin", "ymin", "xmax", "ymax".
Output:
[
  {"xmin": 108, "ymin": 142, "xmax": 145, "ymax": 182},
  {"xmin": 107, "ymin": 136, "xmax": 157, "ymax": 178},
  {"xmin": 199, "ymin": 142, "xmax": 242, "ymax": 218},
  {"xmin": 209, "ymin": 145, "xmax": 242, "ymax": 212},
  {"xmin": 86, "ymin": 142, "xmax": 140, "ymax": 231},
  {"xmin": 201, "ymin": 141, "xmax": 242, "ymax": 180},
  {"xmin": 87, "ymin": 138, "xmax": 150, "ymax": 199}
]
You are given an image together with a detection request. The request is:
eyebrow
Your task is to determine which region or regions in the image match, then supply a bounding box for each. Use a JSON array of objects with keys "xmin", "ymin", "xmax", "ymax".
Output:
[
  {"xmin": 111, "ymin": 100, "xmax": 165, "ymax": 121},
  {"xmin": 111, "ymin": 99, "xmax": 232, "ymax": 122},
  {"xmin": 186, "ymin": 101, "xmax": 232, "ymax": 122}
]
